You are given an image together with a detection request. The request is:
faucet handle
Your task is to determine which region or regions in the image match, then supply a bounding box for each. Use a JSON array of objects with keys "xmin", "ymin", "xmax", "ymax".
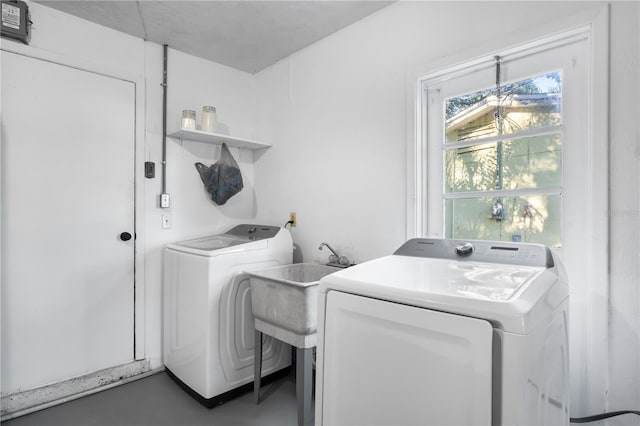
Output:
[
  {"xmin": 328, "ymin": 254, "xmax": 339, "ymax": 264},
  {"xmin": 338, "ymin": 256, "xmax": 350, "ymax": 266}
]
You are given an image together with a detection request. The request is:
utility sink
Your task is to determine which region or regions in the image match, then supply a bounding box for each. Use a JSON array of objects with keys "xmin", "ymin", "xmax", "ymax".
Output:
[
  {"xmin": 247, "ymin": 263, "xmax": 340, "ymax": 348},
  {"xmin": 249, "ymin": 263, "xmax": 340, "ymax": 426}
]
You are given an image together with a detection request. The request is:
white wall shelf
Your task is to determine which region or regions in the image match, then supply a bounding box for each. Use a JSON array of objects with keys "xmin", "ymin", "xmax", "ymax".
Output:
[{"xmin": 168, "ymin": 128, "xmax": 271, "ymax": 150}]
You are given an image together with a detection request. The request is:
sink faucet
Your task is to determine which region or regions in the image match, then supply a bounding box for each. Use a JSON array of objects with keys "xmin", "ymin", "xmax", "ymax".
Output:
[
  {"xmin": 318, "ymin": 242, "xmax": 339, "ymax": 257},
  {"xmin": 318, "ymin": 242, "xmax": 351, "ymax": 267}
]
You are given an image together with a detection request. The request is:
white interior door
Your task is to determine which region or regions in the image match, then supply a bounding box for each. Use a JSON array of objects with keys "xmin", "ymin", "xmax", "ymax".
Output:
[
  {"xmin": 321, "ymin": 291, "xmax": 493, "ymax": 426},
  {"xmin": 1, "ymin": 51, "xmax": 135, "ymax": 393}
]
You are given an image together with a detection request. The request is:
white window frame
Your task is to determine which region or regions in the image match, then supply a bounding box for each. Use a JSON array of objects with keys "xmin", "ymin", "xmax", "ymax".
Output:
[
  {"xmin": 411, "ymin": 27, "xmax": 590, "ymax": 238},
  {"xmin": 405, "ymin": 12, "xmax": 610, "ymax": 415},
  {"xmin": 426, "ymin": 34, "xmax": 585, "ymax": 246}
]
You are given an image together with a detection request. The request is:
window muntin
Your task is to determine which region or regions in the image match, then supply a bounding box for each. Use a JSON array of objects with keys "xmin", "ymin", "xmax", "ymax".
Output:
[{"xmin": 445, "ymin": 133, "xmax": 562, "ymax": 193}]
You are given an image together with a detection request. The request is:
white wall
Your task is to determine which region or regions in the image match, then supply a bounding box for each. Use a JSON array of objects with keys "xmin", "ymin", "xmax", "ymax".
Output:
[
  {"xmin": 608, "ymin": 2, "xmax": 640, "ymax": 421},
  {"xmin": 254, "ymin": 0, "xmax": 639, "ymax": 419}
]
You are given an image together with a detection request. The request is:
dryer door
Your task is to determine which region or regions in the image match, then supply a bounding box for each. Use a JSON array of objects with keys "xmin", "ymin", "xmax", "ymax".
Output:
[{"xmin": 319, "ymin": 291, "xmax": 493, "ymax": 426}]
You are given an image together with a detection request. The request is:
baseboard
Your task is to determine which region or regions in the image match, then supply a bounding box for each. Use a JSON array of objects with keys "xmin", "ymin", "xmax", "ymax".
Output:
[{"xmin": 1, "ymin": 360, "xmax": 157, "ymax": 421}]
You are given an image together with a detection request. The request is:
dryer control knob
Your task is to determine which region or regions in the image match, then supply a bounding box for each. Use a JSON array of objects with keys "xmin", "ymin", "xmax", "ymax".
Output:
[{"xmin": 455, "ymin": 242, "xmax": 474, "ymax": 256}]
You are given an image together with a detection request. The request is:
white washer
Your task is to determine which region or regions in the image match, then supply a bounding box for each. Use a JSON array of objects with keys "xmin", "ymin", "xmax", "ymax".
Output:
[
  {"xmin": 163, "ymin": 224, "xmax": 293, "ymax": 407},
  {"xmin": 315, "ymin": 238, "xmax": 569, "ymax": 426}
]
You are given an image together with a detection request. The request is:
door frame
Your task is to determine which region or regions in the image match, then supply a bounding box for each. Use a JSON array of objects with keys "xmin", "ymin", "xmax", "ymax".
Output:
[{"xmin": 1, "ymin": 42, "xmax": 147, "ymax": 361}]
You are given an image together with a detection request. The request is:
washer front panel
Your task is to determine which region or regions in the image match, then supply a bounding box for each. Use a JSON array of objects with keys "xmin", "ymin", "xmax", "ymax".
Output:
[{"xmin": 321, "ymin": 290, "xmax": 493, "ymax": 426}]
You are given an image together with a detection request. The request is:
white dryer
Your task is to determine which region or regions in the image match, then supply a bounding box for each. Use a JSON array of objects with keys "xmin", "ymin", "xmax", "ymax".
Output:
[
  {"xmin": 315, "ymin": 238, "xmax": 569, "ymax": 426},
  {"xmin": 163, "ymin": 224, "xmax": 293, "ymax": 407}
]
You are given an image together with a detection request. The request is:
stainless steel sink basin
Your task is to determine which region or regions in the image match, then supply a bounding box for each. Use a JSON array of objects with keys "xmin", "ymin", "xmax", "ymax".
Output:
[{"xmin": 247, "ymin": 263, "xmax": 340, "ymax": 348}]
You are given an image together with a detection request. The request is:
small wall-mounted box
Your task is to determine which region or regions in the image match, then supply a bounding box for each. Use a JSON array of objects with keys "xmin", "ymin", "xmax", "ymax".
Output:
[
  {"xmin": 145, "ymin": 161, "xmax": 155, "ymax": 179},
  {"xmin": 1, "ymin": 0, "xmax": 30, "ymax": 44}
]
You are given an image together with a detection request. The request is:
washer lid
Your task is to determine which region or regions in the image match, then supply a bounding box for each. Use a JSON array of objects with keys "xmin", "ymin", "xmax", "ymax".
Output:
[
  {"xmin": 326, "ymin": 255, "xmax": 544, "ymax": 301},
  {"xmin": 430, "ymin": 259, "xmax": 542, "ymax": 301},
  {"xmin": 165, "ymin": 224, "xmax": 281, "ymax": 256},
  {"xmin": 319, "ymin": 254, "xmax": 566, "ymax": 334},
  {"xmin": 173, "ymin": 234, "xmax": 248, "ymax": 251}
]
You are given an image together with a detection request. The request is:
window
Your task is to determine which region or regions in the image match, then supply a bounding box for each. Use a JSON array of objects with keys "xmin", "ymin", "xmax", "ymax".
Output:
[
  {"xmin": 443, "ymin": 71, "xmax": 563, "ymax": 247},
  {"xmin": 415, "ymin": 30, "xmax": 590, "ymax": 251}
]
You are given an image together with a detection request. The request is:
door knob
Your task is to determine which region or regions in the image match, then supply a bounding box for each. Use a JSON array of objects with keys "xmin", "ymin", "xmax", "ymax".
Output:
[{"xmin": 120, "ymin": 232, "xmax": 132, "ymax": 241}]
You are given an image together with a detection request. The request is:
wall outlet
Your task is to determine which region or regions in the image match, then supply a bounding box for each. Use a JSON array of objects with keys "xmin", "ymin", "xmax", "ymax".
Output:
[
  {"xmin": 289, "ymin": 212, "xmax": 297, "ymax": 227},
  {"xmin": 161, "ymin": 214, "xmax": 171, "ymax": 229}
]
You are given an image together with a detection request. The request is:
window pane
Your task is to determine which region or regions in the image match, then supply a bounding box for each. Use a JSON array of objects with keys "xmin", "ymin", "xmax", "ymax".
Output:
[
  {"xmin": 445, "ymin": 72, "xmax": 561, "ymax": 143},
  {"xmin": 445, "ymin": 133, "xmax": 562, "ymax": 193},
  {"xmin": 444, "ymin": 195, "xmax": 561, "ymax": 248}
]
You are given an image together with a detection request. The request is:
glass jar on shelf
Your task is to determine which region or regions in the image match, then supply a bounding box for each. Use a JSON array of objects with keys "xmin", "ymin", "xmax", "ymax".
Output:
[
  {"xmin": 201, "ymin": 106, "xmax": 217, "ymax": 133},
  {"xmin": 181, "ymin": 109, "xmax": 196, "ymax": 130}
]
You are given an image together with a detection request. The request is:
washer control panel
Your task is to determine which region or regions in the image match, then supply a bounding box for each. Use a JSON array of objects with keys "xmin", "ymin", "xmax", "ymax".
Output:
[
  {"xmin": 454, "ymin": 242, "xmax": 474, "ymax": 256},
  {"xmin": 225, "ymin": 224, "xmax": 281, "ymax": 240},
  {"xmin": 394, "ymin": 238, "xmax": 553, "ymax": 268}
]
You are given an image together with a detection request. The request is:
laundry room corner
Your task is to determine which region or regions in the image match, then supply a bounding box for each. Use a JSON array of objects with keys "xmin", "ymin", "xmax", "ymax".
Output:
[
  {"xmin": 250, "ymin": 0, "xmax": 640, "ymax": 421},
  {"xmin": 141, "ymin": 44, "xmax": 262, "ymax": 370}
]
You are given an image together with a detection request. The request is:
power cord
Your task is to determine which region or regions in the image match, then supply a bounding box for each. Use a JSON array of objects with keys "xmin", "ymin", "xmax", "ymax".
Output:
[
  {"xmin": 283, "ymin": 220, "xmax": 294, "ymax": 229},
  {"xmin": 571, "ymin": 410, "xmax": 640, "ymax": 423}
]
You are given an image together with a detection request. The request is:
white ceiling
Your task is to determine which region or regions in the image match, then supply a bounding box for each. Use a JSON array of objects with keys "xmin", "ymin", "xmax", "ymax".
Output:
[{"xmin": 34, "ymin": 0, "xmax": 394, "ymax": 73}]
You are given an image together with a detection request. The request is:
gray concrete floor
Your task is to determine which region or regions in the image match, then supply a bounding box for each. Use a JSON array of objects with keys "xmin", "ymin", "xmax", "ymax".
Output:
[{"xmin": 4, "ymin": 370, "xmax": 300, "ymax": 426}]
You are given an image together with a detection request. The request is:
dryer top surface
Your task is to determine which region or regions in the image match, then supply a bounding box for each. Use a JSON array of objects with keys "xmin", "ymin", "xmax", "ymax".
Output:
[{"xmin": 320, "ymin": 250, "xmax": 566, "ymax": 334}]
